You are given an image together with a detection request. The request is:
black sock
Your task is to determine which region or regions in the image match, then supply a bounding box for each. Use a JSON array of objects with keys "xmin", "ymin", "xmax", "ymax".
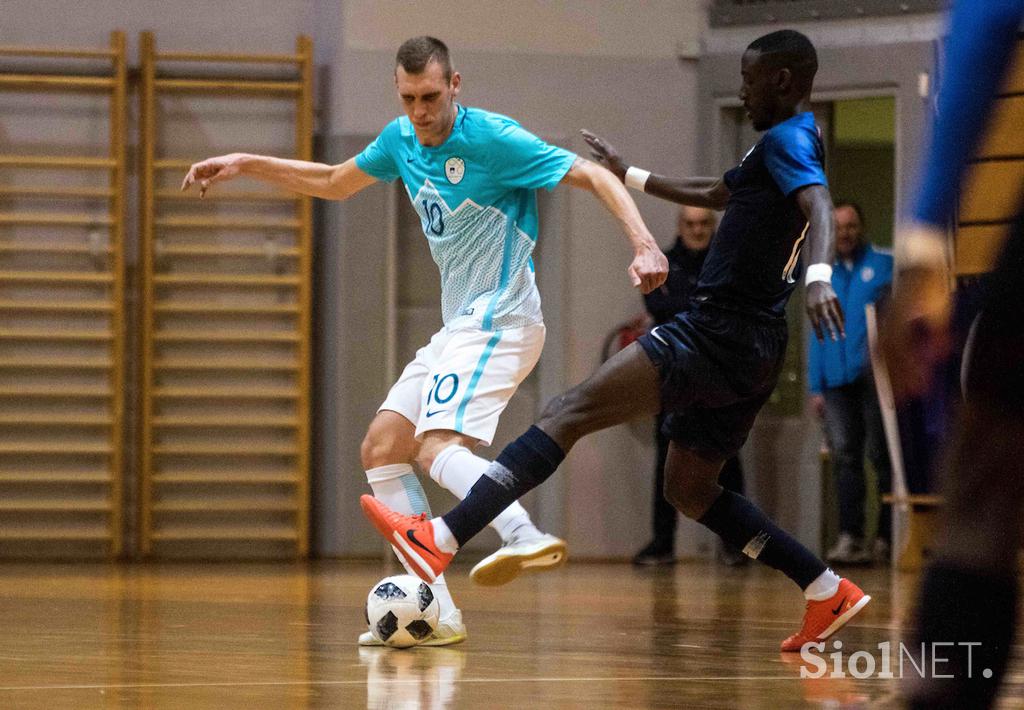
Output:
[
  {"xmin": 697, "ymin": 489, "xmax": 826, "ymax": 589},
  {"xmin": 442, "ymin": 426, "xmax": 565, "ymax": 546},
  {"xmin": 908, "ymin": 562, "xmax": 1017, "ymax": 710}
]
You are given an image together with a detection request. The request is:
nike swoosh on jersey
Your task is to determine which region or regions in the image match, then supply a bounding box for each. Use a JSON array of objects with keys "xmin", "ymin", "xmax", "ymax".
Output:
[
  {"xmin": 650, "ymin": 327, "xmax": 668, "ymax": 345},
  {"xmin": 406, "ymin": 529, "xmax": 439, "ymax": 558},
  {"xmin": 425, "ymin": 409, "xmax": 446, "ymax": 418}
]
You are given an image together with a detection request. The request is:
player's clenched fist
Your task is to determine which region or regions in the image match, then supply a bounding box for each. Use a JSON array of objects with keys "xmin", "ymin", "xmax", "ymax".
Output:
[
  {"xmin": 878, "ymin": 225, "xmax": 952, "ymax": 402},
  {"xmin": 181, "ymin": 153, "xmax": 249, "ymax": 198},
  {"xmin": 629, "ymin": 244, "xmax": 669, "ymax": 294}
]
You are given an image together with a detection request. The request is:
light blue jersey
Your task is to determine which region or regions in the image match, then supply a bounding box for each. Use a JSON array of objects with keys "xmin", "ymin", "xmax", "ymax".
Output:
[{"xmin": 355, "ymin": 105, "xmax": 576, "ymax": 331}]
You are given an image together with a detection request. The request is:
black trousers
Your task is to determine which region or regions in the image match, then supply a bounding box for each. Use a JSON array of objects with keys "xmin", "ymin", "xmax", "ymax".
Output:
[{"xmin": 650, "ymin": 412, "xmax": 745, "ymax": 547}]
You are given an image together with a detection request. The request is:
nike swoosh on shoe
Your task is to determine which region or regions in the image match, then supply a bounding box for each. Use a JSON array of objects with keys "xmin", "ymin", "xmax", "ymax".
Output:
[{"xmin": 407, "ymin": 529, "xmax": 440, "ymax": 559}]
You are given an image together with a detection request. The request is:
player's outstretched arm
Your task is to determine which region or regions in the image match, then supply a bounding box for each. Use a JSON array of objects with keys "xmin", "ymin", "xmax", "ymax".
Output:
[
  {"xmin": 181, "ymin": 153, "xmax": 377, "ymax": 201},
  {"xmin": 879, "ymin": 3, "xmax": 1023, "ymax": 402},
  {"xmin": 879, "ymin": 224, "xmax": 952, "ymax": 402},
  {"xmin": 559, "ymin": 156, "xmax": 668, "ymax": 294},
  {"xmin": 581, "ymin": 129, "xmax": 730, "ymax": 210},
  {"xmin": 796, "ymin": 184, "xmax": 845, "ymax": 343}
]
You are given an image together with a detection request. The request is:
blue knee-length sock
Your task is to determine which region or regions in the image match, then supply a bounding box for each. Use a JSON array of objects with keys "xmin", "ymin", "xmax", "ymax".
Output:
[
  {"xmin": 698, "ymin": 489, "xmax": 827, "ymax": 590},
  {"xmin": 442, "ymin": 426, "xmax": 565, "ymax": 546}
]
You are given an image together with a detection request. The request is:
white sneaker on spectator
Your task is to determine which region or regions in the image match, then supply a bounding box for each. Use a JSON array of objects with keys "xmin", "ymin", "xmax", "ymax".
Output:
[{"xmin": 826, "ymin": 533, "xmax": 868, "ymax": 565}]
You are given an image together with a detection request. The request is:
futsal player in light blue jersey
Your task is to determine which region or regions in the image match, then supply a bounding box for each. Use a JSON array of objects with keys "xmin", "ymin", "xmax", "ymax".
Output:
[{"xmin": 183, "ymin": 36, "xmax": 667, "ymax": 647}]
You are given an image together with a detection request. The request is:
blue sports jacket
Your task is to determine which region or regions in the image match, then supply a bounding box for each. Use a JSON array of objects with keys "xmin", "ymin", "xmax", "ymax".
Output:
[{"xmin": 807, "ymin": 244, "xmax": 893, "ymax": 394}]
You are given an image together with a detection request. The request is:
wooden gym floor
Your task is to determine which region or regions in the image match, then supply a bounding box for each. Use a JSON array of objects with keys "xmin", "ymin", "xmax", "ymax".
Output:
[{"xmin": 0, "ymin": 560, "xmax": 1021, "ymax": 709}]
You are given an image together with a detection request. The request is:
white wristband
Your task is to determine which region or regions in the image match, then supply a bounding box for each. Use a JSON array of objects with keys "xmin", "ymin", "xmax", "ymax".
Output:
[
  {"xmin": 624, "ymin": 166, "xmax": 651, "ymax": 192},
  {"xmin": 805, "ymin": 263, "xmax": 833, "ymax": 285},
  {"xmin": 895, "ymin": 224, "xmax": 948, "ymax": 270}
]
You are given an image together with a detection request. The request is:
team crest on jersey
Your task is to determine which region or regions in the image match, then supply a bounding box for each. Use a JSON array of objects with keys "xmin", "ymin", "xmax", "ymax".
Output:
[{"xmin": 445, "ymin": 157, "xmax": 465, "ymax": 184}]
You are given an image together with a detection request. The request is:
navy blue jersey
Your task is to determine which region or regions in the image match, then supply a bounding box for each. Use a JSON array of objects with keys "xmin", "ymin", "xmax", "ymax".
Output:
[
  {"xmin": 693, "ymin": 112, "xmax": 827, "ymax": 319},
  {"xmin": 643, "ymin": 238, "xmax": 708, "ymax": 325}
]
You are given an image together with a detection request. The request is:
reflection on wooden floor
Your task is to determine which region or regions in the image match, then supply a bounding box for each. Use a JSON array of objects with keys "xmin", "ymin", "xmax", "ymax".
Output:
[{"xmin": 0, "ymin": 560, "xmax": 1021, "ymax": 708}]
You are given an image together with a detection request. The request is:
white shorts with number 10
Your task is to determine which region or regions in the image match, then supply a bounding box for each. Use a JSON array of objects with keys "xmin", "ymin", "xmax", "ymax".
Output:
[{"xmin": 379, "ymin": 324, "xmax": 546, "ymax": 447}]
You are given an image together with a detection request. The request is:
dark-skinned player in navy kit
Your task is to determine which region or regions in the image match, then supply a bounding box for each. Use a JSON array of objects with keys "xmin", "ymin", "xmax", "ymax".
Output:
[{"xmin": 362, "ymin": 29, "xmax": 871, "ymax": 652}]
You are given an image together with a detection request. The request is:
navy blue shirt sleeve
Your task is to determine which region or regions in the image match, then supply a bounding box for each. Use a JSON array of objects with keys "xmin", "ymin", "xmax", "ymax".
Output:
[
  {"xmin": 764, "ymin": 122, "xmax": 827, "ymax": 197},
  {"xmin": 643, "ymin": 285, "xmax": 677, "ymax": 324}
]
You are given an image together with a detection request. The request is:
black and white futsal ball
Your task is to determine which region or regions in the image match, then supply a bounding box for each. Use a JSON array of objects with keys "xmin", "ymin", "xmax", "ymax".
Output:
[{"xmin": 365, "ymin": 575, "xmax": 440, "ymax": 648}]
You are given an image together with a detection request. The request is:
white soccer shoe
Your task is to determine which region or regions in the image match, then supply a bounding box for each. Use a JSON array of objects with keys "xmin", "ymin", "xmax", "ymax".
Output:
[
  {"xmin": 358, "ymin": 609, "xmax": 467, "ymax": 647},
  {"xmin": 470, "ymin": 532, "xmax": 567, "ymax": 586}
]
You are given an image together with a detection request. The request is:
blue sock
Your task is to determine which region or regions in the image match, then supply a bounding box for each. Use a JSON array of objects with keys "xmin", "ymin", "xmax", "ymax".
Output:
[
  {"xmin": 697, "ymin": 489, "xmax": 826, "ymax": 589},
  {"xmin": 442, "ymin": 426, "xmax": 564, "ymax": 546}
]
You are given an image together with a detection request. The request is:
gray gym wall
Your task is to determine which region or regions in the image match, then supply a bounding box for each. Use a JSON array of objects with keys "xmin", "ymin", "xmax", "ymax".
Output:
[{"xmin": 1, "ymin": 1, "xmax": 945, "ymax": 559}]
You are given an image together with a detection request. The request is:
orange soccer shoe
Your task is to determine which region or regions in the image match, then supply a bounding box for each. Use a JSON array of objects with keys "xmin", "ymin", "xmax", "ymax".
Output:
[
  {"xmin": 780, "ymin": 578, "xmax": 871, "ymax": 652},
  {"xmin": 360, "ymin": 495, "xmax": 453, "ymax": 583}
]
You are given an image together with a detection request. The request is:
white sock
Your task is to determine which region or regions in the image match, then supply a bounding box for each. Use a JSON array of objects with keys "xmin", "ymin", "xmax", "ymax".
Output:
[
  {"xmin": 804, "ymin": 568, "xmax": 842, "ymax": 601},
  {"xmin": 366, "ymin": 463, "xmax": 429, "ymax": 516},
  {"xmin": 432, "ymin": 516, "xmax": 459, "ymax": 555},
  {"xmin": 430, "ymin": 444, "xmax": 540, "ymax": 543},
  {"xmin": 365, "ymin": 464, "xmax": 426, "ymax": 580},
  {"xmin": 367, "ymin": 464, "xmax": 457, "ymax": 617},
  {"xmin": 430, "ymin": 575, "xmax": 457, "ymax": 620}
]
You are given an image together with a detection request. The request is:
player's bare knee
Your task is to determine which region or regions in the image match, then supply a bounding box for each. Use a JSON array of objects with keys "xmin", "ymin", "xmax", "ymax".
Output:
[
  {"xmin": 677, "ymin": 492, "xmax": 717, "ymax": 520},
  {"xmin": 360, "ymin": 412, "xmax": 419, "ymax": 470},
  {"xmin": 665, "ymin": 475, "xmax": 719, "ymax": 520},
  {"xmin": 664, "ymin": 484, "xmax": 697, "ymax": 519},
  {"xmin": 539, "ymin": 386, "xmax": 596, "ymax": 441},
  {"xmin": 538, "ymin": 392, "xmax": 567, "ymax": 425},
  {"xmin": 360, "ymin": 428, "xmax": 414, "ymax": 470},
  {"xmin": 415, "ymin": 432, "xmax": 475, "ymax": 476},
  {"xmin": 360, "ymin": 432, "xmax": 389, "ymax": 470}
]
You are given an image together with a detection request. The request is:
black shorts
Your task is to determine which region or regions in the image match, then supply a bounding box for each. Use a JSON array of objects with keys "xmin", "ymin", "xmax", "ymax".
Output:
[{"xmin": 637, "ymin": 303, "xmax": 788, "ymax": 460}]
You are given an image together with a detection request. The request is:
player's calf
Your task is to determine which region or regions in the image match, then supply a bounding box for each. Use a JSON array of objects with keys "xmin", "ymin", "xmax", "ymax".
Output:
[
  {"xmin": 663, "ymin": 449, "xmax": 727, "ymax": 520},
  {"xmin": 537, "ymin": 343, "xmax": 661, "ymax": 450},
  {"xmin": 535, "ymin": 384, "xmax": 596, "ymax": 450},
  {"xmin": 415, "ymin": 431, "xmax": 478, "ymax": 479},
  {"xmin": 360, "ymin": 411, "xmax": 418, "ymax": 470},
  {"xmin": 664, "ymin": 478, "xmax": 723, "ymax": 520}
]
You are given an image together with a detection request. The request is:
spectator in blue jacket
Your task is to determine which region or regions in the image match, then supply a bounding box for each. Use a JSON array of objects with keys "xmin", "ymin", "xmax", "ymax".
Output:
[{"xmin": 807, "ymin": 202, "xmax": 893, "ymax": 565}]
